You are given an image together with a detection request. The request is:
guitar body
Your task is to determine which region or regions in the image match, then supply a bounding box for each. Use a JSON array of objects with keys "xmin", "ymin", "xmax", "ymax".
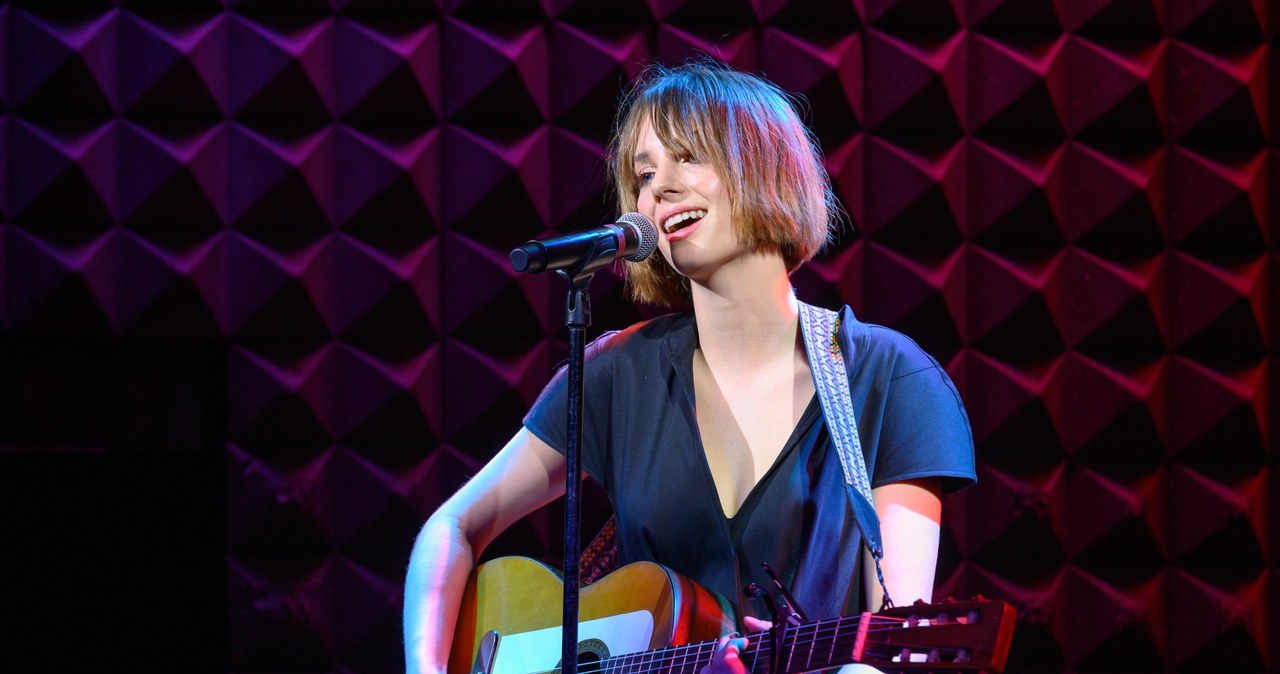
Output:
[
  {"xmin": 449, "ymin": 556, "xmax": 736, "ymax": 674},
  {"xmin": 450, "ymin": 557, "xmax": 1016, "ymax": 674}
]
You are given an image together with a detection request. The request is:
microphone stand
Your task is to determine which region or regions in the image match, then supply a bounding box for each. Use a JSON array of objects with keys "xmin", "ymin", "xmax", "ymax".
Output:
[{"xmin": 549, "ymin": 239, "xmax": 621, "ymax": 674}]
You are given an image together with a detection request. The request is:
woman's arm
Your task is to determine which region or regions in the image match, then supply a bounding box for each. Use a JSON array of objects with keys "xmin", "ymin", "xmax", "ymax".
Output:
[
  {"xmin": 720, "ymin": 479, "xmax": 943, "ymax": 674},
  {"xmin": 403, "ymin": 428, "xmax": 569, "ymax": 674},
  {"xmin": 864, "ymin": 477, "xmax": 943, "ymax": 610}
]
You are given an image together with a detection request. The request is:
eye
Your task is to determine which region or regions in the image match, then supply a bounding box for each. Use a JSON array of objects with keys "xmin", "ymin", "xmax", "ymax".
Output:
[{"xmin": 635, "ymin": 169, "xmax": 655, "ymax": 187}]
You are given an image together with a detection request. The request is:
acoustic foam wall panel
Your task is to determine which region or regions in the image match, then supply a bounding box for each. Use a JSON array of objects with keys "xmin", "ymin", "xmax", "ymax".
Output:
[{"xmin": 1, "ymin": 1, "xmax": 1274, "ymax": 671}]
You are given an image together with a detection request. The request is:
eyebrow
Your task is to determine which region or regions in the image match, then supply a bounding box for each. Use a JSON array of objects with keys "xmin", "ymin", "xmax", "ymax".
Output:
[{"xmin": 632, "ymin": 151, "xmax": 652, "ymax": 165}]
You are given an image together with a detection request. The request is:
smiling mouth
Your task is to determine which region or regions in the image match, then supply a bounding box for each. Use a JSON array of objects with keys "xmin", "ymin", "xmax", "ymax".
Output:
[{"xmin": 662, "ymin": 209, "xmax": 706, "ymax": 234}]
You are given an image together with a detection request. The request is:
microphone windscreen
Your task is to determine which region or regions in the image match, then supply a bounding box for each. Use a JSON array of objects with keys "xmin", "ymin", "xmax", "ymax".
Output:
[{"xmin": 617, "ymin": 212, "xmax": 658, "ymax": 262}]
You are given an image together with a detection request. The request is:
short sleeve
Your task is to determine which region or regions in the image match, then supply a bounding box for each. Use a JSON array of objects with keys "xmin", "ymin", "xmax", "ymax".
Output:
[
  {"xmin": 837, "ymin": 306, "xmax": 976, "ymax": 494},
  {"xmin": 522, "ymin": 331, "xmax": 621, "ymax": 486},
  {"xmin": 871, "ymin": 356, "xmax": 976, "ymax": 493}
]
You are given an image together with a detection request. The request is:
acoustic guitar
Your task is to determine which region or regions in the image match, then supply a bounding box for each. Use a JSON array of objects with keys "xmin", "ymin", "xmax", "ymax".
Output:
[{"xmin": 449, "ymin": 557, "xmax": 1015, "ymax": 674}]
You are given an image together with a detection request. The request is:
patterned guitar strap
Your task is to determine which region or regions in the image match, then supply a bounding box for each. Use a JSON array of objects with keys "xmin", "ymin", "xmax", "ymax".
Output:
[{"xmin": 797, "ymin": 301, "xmax": 894, "ymax": 610}]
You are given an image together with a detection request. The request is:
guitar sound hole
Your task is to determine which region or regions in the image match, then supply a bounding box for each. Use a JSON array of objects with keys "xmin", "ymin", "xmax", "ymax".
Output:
[
  {"xmin": 554, "ymin": 638, "xmax": 611, "ymax": 671},
  {"xmin": 579, "ymin": 637, "xmax": 609, "ymax": 662}
]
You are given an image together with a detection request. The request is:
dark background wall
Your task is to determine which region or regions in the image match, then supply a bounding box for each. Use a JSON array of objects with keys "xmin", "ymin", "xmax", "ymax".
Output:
[{"xmin": 1, "ymin": 1, "xmax": 1275, "ymax": 672}]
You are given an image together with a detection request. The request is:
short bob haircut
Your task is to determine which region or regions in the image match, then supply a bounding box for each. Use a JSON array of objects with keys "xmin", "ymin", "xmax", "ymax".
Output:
[{"xmin": 609, "ymin": 59, "xmax": 837, "ymax": 309}]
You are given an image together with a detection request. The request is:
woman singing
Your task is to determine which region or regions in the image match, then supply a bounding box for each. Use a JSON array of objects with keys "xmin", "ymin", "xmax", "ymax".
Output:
[{"xmin": 404, "ymin": 59, "xmax": 976, "ymax": 674}]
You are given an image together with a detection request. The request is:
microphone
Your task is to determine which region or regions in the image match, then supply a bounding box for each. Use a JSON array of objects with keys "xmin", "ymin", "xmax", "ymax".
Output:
[{"xmin": 509, "ymin": 212, "xmax": 658, "ymax": 274}]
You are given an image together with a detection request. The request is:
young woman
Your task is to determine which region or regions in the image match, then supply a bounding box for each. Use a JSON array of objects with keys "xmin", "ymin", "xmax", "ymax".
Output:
[{"xmin": 404, "ymin": 60, "xmax": 975, "ymax": 674}]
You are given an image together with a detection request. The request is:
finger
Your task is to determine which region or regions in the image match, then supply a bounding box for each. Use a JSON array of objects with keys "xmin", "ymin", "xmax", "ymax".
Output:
[
  {"xmin": 709, "ymin": 635, "xmax": 750, "ymax": 674},
  {"xmin": 712, "ymin": 636, "xmax": 731, "ymax": 661},
  {"xmin": 743, "ymin": 616, "xmax": 773, "ymax": 631}
]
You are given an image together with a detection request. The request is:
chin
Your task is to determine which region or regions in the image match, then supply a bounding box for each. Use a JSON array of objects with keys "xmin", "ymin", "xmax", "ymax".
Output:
[{"xmin": 667, "ymin": 259, "xmax": 713, "ymax": 285}]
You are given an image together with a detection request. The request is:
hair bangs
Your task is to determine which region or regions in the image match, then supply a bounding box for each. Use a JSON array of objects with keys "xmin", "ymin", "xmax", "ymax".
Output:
[{"xmin": 640, "ymin": 81, "xmax": 730, "ymax": 181}]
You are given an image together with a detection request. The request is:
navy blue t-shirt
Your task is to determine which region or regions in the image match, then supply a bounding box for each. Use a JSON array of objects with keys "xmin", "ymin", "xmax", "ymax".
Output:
[{"xmin": 524, "ymin": 307, "xmax": 975, "ymax": 624}]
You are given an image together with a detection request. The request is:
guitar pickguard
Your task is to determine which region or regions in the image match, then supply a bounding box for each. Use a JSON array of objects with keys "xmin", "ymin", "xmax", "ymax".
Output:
[{"xmin": 490, "ymin": 611, "xmax": 655, "ymax": 674}]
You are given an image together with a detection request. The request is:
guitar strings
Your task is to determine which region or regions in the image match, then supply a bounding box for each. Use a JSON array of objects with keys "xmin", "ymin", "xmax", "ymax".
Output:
[
  {"xmin": 572, "ymin": 639, "xmax": 974, "ymax": 674},
  {"xmin": 562, "ymin": 618, "xmax": 975, "ymax": 674},
  {"xmin": 541, "ymin": 611, "xmax": 983, "ymax": 674}
]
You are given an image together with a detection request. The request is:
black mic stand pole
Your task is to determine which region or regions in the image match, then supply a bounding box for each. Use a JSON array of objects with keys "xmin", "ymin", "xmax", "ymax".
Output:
[{"xmin": 548, "ymin": 239, "xmax": 621, "ymax": 674}]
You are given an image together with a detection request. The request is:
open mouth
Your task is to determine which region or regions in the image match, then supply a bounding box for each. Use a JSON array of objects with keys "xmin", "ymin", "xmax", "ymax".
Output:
[{"xmin": 662, "ymin": 209, "xmax": 706, "ymax": 234}]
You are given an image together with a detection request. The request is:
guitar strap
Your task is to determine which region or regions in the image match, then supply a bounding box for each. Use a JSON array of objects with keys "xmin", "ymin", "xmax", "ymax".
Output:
[{"xmin": 796, "ymin": 301, "xmax": 893, "ymax": 609}]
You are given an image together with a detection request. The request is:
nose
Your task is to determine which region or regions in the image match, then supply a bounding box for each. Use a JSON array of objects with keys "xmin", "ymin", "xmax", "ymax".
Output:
[{"xmin": 648, "ymin": 162, "xmax": 683, "ymax": 200}]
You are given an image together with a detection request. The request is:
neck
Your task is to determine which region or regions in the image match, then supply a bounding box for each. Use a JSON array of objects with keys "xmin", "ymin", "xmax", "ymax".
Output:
[{"xmin": 689, "ymin": 253, "xmax": 799, "ymax": 367}]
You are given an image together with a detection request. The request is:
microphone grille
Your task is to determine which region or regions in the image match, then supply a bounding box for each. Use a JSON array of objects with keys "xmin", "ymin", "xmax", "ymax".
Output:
[{"xmin": 617, "ymin": 212, "xmax": 658, "ymax": 262}]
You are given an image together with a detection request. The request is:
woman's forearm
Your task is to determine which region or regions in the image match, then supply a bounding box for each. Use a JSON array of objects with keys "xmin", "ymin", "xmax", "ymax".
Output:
[{"xmin": 404, "ymin": 513, "xmax": 476, "ymax": 674}]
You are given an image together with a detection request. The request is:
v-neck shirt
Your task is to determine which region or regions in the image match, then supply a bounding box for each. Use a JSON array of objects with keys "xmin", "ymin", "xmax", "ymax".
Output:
[{"xmin": 523, "ymin": 309, "xmax": 975, "ymax": 624}]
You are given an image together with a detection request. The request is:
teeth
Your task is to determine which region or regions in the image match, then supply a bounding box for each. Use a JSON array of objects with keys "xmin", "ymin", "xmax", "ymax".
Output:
[{"xmin": 662, "ymin": 209, "xmax": 707, "ymax": 233}]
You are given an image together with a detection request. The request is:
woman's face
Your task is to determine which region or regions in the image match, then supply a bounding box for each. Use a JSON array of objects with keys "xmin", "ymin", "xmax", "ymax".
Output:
[{"xmin": 631, "ymin": 119, "xmax": 740, "ymax": 283}]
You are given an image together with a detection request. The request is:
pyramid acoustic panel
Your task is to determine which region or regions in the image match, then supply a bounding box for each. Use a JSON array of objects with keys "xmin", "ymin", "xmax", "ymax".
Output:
[{"xmin": 1, "ymin": 1, "xmax": 1274, "ymax": 672}]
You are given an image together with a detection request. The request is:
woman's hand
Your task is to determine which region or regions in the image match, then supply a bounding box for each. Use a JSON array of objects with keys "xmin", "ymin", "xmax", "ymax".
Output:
[
  {"xmin": 700, "ymin": 635, "xmax": 751, "ymax": 674},
  {"xmin": 698, "ymin": 617, "xmax": 772, "ymax": 674},
  {"xmin": 699, "ymin": 618, "xmax": 885, "ymax": 674}
]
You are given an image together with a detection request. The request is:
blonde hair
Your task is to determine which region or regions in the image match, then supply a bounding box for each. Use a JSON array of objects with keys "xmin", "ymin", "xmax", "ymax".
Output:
[{"xmin": 609, "ymin": 60, "xmax": 837, "ymax": 308}]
